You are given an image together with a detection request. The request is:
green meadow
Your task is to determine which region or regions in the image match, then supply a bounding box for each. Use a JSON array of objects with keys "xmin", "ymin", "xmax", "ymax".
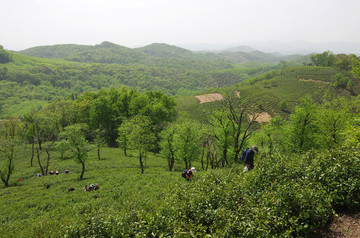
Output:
[{"xmin": 1, "ymin": 146, "xmax": 190, "ymax": 237}]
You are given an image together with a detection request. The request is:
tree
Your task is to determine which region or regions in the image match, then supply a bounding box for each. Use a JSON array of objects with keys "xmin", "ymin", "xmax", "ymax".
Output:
[
  {"xmin": 251, "ymin": 116, "xmax": 286, "ymax": 158},
  {"xmin": 27, "ymin": 108, "xmax": 60, "ymax": 175},
  {"xmin": 210, "ymin": 110, "xmax": 233, "ymax": 167},
  {"xmin": 173, "ymin": 118, "xmax": 203, "ymax": 169},
  {"xmin": 218, "ymin": 92, "xmax": 259, "ymax": 164},
  {"xmin": 59, "ymin": 124, "xmax": 90, "ymax": 180},
  {"xmin": 310, "ymin": 51, "xmax": 334, "ymax": 67},
  {"xmin": 316, "ymin": 99, "xmax": 350, "ymax": 149},
  {"xmin": 159, "ymin": 125, "xmax": 177, "ymax": 171},
  {"xmin": 334, "ymin": 53, "xmax": 357, "ymax": 70},
  {"xmin": 23, "ymin": 113, "xmax": 36, "ymax": 167},
  {"xmin": 89, "ymin": 88, "xmax": 119, "ymax": 146},
  {"xmin": 0, "ymin": 45, "xmax": 12, "ymax": 64},
  {"xmin": 317, "ymin": 108, "xmax": 347, "ymax": 149},
  {"xmin": 130, "ymin": 90, "xmax": 177, "ymax": 152},
  {"xmin": 117, "ymin": 126, "xmax": 129, "ymax": 156},
  {"xmin": 118, "ymin": 115, "xmax": 155, "ymax": 174},
  {"xmin": 199, "ymin": 133, "xmax": 217, "ymax": 170},
  {"xmin": 0, "ymin": 119, "xmax": 21, "ymax": 187},
  {"xmin": 93, "ymin": 128, "xmax": 106, "ymax": 160},
  {"xmin": 288, "ymin": 97, "xmax": 319, "ymax": 153},
  {"xmin": 351, "ymin": 58, "xmax": 360, "ymax": 79},
  {"xmin": 55, "ymin": 140, "xmax": 71, "ymax": 160},
  {"xmin": 333, "ymin": 73, "xmax": 349, "ymax": 89}
]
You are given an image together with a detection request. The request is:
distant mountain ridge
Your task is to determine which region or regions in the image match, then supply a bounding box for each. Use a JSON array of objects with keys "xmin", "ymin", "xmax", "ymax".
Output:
[
  {"xmin": 19, "ymin": 42, "xmax": 234, "ymax": 70},
  {"xmin": 18, "ymin": 41, "xmax": 308, "ymax": 66}
]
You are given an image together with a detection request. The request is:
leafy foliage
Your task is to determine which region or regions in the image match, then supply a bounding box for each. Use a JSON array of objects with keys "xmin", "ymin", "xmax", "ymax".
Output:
[
  {"xmin": 0, "ymin": 45, "xmax": 12, "ymax": 64},
  {"xmin": 59, "ymin": 124, "xmax": 90, "ymax": 180},
  {"xmin": 118, "ymin": 115, "xmax": 155, "ymax": 173}
]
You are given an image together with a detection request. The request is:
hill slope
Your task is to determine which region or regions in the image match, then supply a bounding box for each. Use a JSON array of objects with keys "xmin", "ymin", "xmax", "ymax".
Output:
[
  {"xmin": 176, "ymin": 66, "xmax": 357, "ymax": 122},
  {"xmin": 19, "ymin": 42, "xmax": 234, "ymax": 71},
  {"xmin": 1, "ymin": 49, "xmax": 277, "ymax": 117}
]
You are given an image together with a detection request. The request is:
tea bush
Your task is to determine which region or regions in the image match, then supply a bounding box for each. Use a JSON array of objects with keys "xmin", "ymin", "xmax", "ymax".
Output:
[
  {"xmin": 306, "ymin": 147, "xmax": 360, "ymax": 209},
  {"xmin": 1, "ymin": 145, "xmax": 360, "ymax": 237}
]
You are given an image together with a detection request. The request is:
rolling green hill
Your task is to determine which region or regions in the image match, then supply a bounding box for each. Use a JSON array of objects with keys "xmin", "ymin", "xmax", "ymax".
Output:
[
  {"xmin": 3, "ymin": 43, "xmax": 359, "ymax": 121},
  {"xmin": 19, "ymin": 42, "xmax": 234, "ymax": 71},
  {"xmin": 18, "ymin": 44, "xmax": 94, "ymax": 59},
  {"xmin": 0, "ymin": 47, "xmax": 281, "ymax": 118},
  {"xmin": 176, "ymin": 65, "xmax": 358, "ymax": 122},
  {"xmin": 19, "ymin": 41, "xmax": 308, "ymax": 69}
]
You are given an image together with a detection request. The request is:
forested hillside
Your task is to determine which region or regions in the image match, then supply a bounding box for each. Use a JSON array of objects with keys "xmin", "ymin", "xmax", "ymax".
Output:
[
  {"xmin": 20, "ymin": 42, "xmax": 233, "ymax": 71},
  {"xmin": 0, "ymin": 44, "xmax": 284, "ymax": 118},
  {"xmin": 20, "ymin": 41, "xmax": 309, "ymax": 65}
]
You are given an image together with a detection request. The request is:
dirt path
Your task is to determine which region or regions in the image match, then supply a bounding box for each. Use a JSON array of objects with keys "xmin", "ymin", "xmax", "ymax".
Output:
[{"xmin": 299, "ymin": 78, "xmax": 331, "ymax": 84}]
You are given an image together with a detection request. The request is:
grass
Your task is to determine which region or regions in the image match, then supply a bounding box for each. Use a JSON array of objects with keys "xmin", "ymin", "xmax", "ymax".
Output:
[
  {"xmin": 0, "ymin": 145, "xmax": 200, "ymax": 237},
  {"xmin": 2, "ymin": 143, "xmax": 359, "ymax": 237}
]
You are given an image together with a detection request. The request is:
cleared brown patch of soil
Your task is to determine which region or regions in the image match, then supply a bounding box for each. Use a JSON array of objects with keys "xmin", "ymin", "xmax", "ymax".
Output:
[
  {"xmin": 195, "ymin": 93, "xmax": 225, "ymax": 104},
  {"xmin": 312, "ymin": 211, "xmax": 360, "ymax": 238},
  {"xmin": 248, "ymin": 112, "xmax": 272, "ymax": 123},
  {"xmin": 256, "ymin": 112, "xmax": 272, "ymax": 123}
]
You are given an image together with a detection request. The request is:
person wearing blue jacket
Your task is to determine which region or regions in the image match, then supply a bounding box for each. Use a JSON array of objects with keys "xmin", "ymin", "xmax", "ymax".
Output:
[{"xmin": 244, "ymin": 145, "xmax": 259, "ymax": 171}]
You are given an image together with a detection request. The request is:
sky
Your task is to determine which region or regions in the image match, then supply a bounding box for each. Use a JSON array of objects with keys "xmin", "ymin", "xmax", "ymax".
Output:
[{"xmin": 1, "ymin": 0, "xmax": 360, "ymax": 51}]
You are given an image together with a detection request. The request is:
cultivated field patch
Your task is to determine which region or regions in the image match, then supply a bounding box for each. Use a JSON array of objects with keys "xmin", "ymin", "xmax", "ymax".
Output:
[
  {"xmin": 195, "ymin": 93, "xmax": 225, "ymax": 104},
  {"xmin": 256, "ymin": 112, "xmax": 272, "ymax": 123},
  {"xmin": 248, "ymin": 112, "xmax": 272, "ymax": 123}
]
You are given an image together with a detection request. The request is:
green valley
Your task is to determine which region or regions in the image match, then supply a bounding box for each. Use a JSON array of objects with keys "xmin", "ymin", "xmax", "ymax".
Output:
[{"xmin": 1, "ymin": 42, "xmax": 360, "ymax": 237}]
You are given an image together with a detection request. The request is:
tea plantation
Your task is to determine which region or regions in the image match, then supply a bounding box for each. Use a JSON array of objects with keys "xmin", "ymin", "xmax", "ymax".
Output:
[{"xmin": 1, "ymin": 143, "xmax": 359, "ymax": 237}]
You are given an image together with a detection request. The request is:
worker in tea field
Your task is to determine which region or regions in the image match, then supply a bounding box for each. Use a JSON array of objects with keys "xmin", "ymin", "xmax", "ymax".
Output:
[
  {"xmin": 182, "ymin": 167, "xmax": 196, "ymax": 180},
  {"xmin": 243, "ymin": 145, "xmax": 258, "ymax": 172}
]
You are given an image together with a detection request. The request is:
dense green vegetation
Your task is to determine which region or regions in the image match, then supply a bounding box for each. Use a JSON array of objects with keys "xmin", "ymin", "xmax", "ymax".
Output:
[
  {"xmin": 1, "ymin": 43, "xmax": 293, "ymax": 118},
  {"xmin": 1, "ymin": 95, "xmax": 360, "ymax": 237},
  {"xmin": 1, "ymin": 43, "xmax": 360, "ymax": 237}
]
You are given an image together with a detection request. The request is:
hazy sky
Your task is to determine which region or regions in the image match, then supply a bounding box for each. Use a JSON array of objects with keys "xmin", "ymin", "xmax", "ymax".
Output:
[{"xmin": 2, "ymin": 0, "xmax": 360, "ymax": 51}]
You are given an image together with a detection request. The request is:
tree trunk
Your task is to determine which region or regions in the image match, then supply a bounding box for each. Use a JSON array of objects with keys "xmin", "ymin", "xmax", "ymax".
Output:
[
  {"xmin": 97, "ymin": 146, "xmax": 101, "ymax": 160},
  {"xmin": 80, "ymin": 162, "xmax": 85, "ymax": 180},
  {"xmin": 223, "ymin": 148, "xmax": 229, "ymax": 167},
  {"xmin": 37, "ymin": 148, "xmax": 45, "ymax": 175},
  {"xmin": 169, "ymin": 148, "xmax": 175, "ymax": 171},
  {"xmin": 139, "ymin": 152, "xmax": 144, "ymax": 174},
  {"xmin": 30, "ymin": 141, "xmax": 34, "ymax": 167},
  {"xmin": 45, "ymin": 148, "xmax": 51, "ymax": 175},
  {"xmin": 38, "ymin": 140, "xmax": 42, "ymax": 150},
  {"xmin": 201, "ymin": 147, "xmax": 205, "ymax": 171}
]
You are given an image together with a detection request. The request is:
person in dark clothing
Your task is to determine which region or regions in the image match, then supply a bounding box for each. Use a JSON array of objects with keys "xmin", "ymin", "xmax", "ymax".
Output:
[
  {"xmin": 181, "ymin": 167, "xmax": 196, "ymax": 180},
  {"xmin": 244, "ymin": 145, "xmax": 258, "ymax": 171}
]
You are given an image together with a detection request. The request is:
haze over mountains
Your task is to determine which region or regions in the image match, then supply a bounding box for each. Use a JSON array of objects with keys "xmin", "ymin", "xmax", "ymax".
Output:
[
  {"xmin": 178, "ymin": 41, "xmax": 360, "ymax": 55},
  {"xmin": 17, "ymin": 40, "xmax": 360, "ymax": 61}
]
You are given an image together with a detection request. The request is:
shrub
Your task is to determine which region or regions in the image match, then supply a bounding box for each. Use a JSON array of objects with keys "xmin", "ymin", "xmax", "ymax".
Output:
[{"xmin": 306, "ymin": 147, "xmax": 360, "ymax": 209}]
